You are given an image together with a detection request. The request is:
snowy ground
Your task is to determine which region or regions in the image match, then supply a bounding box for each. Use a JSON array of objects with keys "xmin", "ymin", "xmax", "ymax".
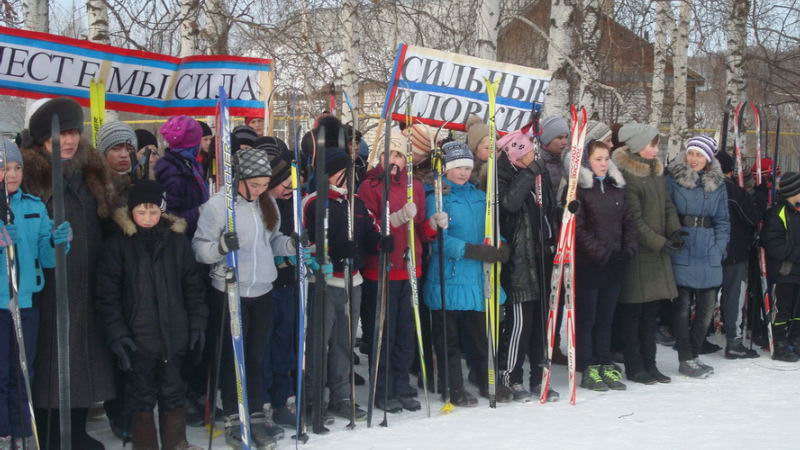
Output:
[{"xmin": 89, "ymin": 333, "xmax": 800, "ymax": 449}]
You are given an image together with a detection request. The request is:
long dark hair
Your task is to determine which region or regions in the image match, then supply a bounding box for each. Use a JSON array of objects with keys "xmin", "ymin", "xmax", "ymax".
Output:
[{"xmin": 258, "ymin": 192, "xmax": 279, "ymax": 231}]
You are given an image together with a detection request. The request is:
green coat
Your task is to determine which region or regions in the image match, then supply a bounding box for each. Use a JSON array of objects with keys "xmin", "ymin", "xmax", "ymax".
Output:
[{"xmin": 612, "ymin": 149, "xmax": 681, "ymax": 304}]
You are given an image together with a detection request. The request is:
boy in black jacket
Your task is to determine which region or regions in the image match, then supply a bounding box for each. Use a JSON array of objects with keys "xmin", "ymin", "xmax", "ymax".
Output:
[
  {"xmin": 762, "ymin": 172, "xmax": 800, "ymax": 362},
  {"xmin": 96, "ymin": 180, "xmax": 208, "ymax": 449}
]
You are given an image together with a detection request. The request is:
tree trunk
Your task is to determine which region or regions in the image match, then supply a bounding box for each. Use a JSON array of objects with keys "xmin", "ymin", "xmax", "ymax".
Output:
[
  {"xmin": 649, "ymin": 0, "xmax": 672, "ymax": 127},
  {"xmin": 340, "ymin": 0, "xmax": 359, "ymax": 124},
  {"xmin": 180, "ymin": 0, "xmax": 199, "ymax": 57},
  {"xmin": 667, "ymin": 1, "xmax": 691, "ymax": 160},
  {"xmin": 86, "ymin": 0, "xmax": 110, "ymax": 44},
  {"xmin": 476, "ymin": 0, "xmax": 500, "ymax": 60},
  {"xmin": 543, "ymin": 0, "xmax": 574, "ymax": 118},
  {"xmin": 576, "ymin": 0, "xmax": 601, "ymax": 115},
  {"xmin": 206, "ymin": 0, "xmax": 229, "ymax": 54},
  {"xmin": 23, "ymin": 0, "xmax": 48, "ymax": 32},
  {"xmin": 725, "ymin": 0, "xmax": 749, "ymax": 107}
]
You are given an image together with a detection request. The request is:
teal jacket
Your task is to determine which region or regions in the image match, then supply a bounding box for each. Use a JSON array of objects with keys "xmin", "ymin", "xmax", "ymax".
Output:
[
  {"xmin": 0, "ymin": 189, "xmax": 57, "ymax": 309},
  {"xmin": 423, "ymin": 178, "xmax": 506, "ymax": 311}
]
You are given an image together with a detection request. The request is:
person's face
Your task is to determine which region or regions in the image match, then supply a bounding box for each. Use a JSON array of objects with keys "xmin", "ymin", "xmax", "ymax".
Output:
[
  {"xmin": 269, "ymin": 177, "xmax": 293, "ymax": 200},
  {"xmin": 200, "ymin": 135, "xmax": 213, "ymax": 153},
  {"xmin": 329, "ymin": 169, "xmax": 346, "ymax": 188},
  {"xmin": 544, "ymin": 134, "xmax": 568, "ymax": 155},
  {"xmin": 137, "ymin": 144, "xmax": 161, "ymax": 171},
  {"xmin": 106, "ymin": 144, "xmax": 133, "ymax": 173},
  {"xmin": 446, "ymin": 165, "xmax": 472, "ymax": 185},
  {"xmin": 787, "ymin": 193, "xmax": 800, "ymax": 206},
  {"xmin": 475, "ymin": 136, "xmax": 490, "ymax": 162},
  {"xmin": 515, "ymin": 150, "xmax": 535, "ymax": 168},
  {"xmin": 239, "ymin": 143, "xmax": 253, "ymax": 151},
  {"xmin": 44, "ymin": 129, "xmax": 81, "ymax": 159},
  {"xmin": 248, "ymin": 118, "xmax": 264, "ymax": 135},
  {"xmin": 389, "ymin": 151, "xmax": 406, "ymax": 175},
  {"xmin": 639, "ymin": 140, "xmax": 660, "ymax": 160},
  {"xmin": 686, "ymin": 149, "xmax": 708, "ymax": 172},
  {"xmin": 589, "ymin": 148, "xmax": 610, "ymax": 177},
  {"xmin": 238, "ymin": 176, "xmax": 270, "ymax": 200},
  {"xmin": 131, "ymin": 203, "xmax": 162, "ymax": 228},
  {"xmin": 0, "ymin": 162, "xmax": 23, "ymax": 193}
]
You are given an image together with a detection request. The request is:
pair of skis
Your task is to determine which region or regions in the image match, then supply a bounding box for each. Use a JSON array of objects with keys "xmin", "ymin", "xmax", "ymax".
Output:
[{"xmin": 540, "ymin": 105, "xmax": 588, "ymax": 405}]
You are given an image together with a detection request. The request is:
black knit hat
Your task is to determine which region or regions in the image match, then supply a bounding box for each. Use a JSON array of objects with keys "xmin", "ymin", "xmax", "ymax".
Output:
[
  {"xmin": 254, "ymin": 136, "xmax": 289, "ymax": 154},
  {"xmin": 28, "ymin": 97, "xmax": 84, "ymax": 145},
  {"xmin": 199, "ymin": 121, "xmax": 213, "ymax": 137},
  {"xmin": 716, "ymin": 150, "xmax": 734, "ymax": 174},
  {"xmin": 322, "ymin": 147, "xmax": 350, "ymax": 176},
  {"xmin": 128, "ymin": 179, "xmax": 166, "ymax": 211},
  {"xmin": 232, "ymin": 125, "xmax": 258, "ymax": 150},
  {"xmin": 135, "ymin": 129, "xmax": 158, "ymax": 150},
  {"xmin": 779, "ymin": 172, "xmax": 800, "ymax": 199},
  {"xmin": 301, "ymin": 115, "xmax": 344, "ymax": 158},
  {"xmin": 267, "ymin": 148, "xmax": 292, "ymax": 190}
]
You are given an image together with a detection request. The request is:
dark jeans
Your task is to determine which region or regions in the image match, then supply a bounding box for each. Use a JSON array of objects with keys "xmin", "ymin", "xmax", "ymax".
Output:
[
  {"xmin": 499, "ymin": 301, "xmax": 545, "ymax": 389},
  {"xmin": 575, "ymin": 285, "xmax": 622, "ymax": 372},
  {"xmin": 263, "ymin": 286, "xmax": 296, "ymax": 410},
  {"xmin": 431, "ymin": 310, "xmax": 486, "ymax": 392},
  {"xmin": 213, "ymin": 289, "xmax": 273, "ymax": 416},
  {"xmin": 618, "ymin": 301, "xmax": 660, "ymax": 375},
  {"xmin": 773, "ymin": 283, "xmax": 800, "ymax": 343},
  {"xmin": 363, "ymin": 279, "xmax": 416, "ymax": 399},
  {"xmin": 672, "ymin": 287, "xmax": 717, "ymax": 362},
  {"xmin": 721, "ymin": 262, "xmax": 748, "ymax": 342},
  {"xmin": 0, "ymin": 308, "xmax": 38, "ymax": 437},
  {"xmin": 125, "ymin": 355, "xmax": 186, "ymax": 412}
]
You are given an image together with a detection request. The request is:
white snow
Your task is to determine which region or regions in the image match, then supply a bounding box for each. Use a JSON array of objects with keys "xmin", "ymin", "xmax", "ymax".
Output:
[{"xmin": 88, "ymin": 333, "xmax": 799, "ymax": 449}]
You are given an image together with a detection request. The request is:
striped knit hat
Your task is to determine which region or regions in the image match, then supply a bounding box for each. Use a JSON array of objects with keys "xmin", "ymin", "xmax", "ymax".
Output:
[
  {"xmin": 443, "ymin": 141, "xmax": 473, "ymax": 171},
  {"xmin": 685, "ymin": 135, "xmax": 717, "ymax": 162},
  {"xmin": 98, "ymin": 121, "xmax": 137, "ymax": 154},
  {"xmin": 779, "ymin": 172, "xmax": 800, "ymax": 199}
]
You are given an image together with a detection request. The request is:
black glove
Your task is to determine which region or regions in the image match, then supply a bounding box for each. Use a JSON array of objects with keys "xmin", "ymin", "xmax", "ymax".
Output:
[
  {"xmin": 110, "ymin": 336, "xmax": 136, "ymax": 372},
  {"xmin": 340, "ymin": 240, "xmax": 358, "ymax": 260},
  {"xmin": 668, "ymin": 231, "xmax": 688, "ymax": 249},
  {"xmin": 189, "ymin": 330, "xmax": 205, "ymax": 365},
  {"xmin": 218, "ymin": 231, "xmax": 240, "ymax": 255},
  {"xmin": 464, "ymin": 243, "xmax": 501, "ymax": 263},
  {"xmin": 526, "ymin": 158, "xmax": 547, "ymax": 176},
  {"xmin": 497, "ymin": 244, "xmax": 511, "ymax": 263},
  {"xmin": 663, "ymin": 241, "xmax": 682, "ymax": 255},
  {"xmin": 607, "ymin": 250, "xmax": 624, "ymax": 266},
  {"xmin": 379, "ymin": 235, "xmax": 395, "ymax": 254}
]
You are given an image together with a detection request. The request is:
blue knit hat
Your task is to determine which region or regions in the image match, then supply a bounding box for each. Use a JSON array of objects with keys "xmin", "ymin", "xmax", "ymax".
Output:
[
  {"xmin": 540, "ymin": 116, "xmax": 569, "ymax": 146},
  {"xmin": 443, "ymin": 141, "xmax": 473, "ymax": 171},
  {"xmin": 0, "ymin": 139, "xmax": 22, "ymax": 168},
  {"xmin": 685, "ymin": 135, "xmax": 717, "ymax": 162}
]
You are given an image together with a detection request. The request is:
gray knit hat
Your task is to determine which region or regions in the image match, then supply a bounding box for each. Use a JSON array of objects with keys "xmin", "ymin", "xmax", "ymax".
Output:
[
  {"xmin": 779, "ymin": 172, "xmax": 800, "ymax": 199},
  {"xmin": 618, "ymin": 122, "xmax": 659, "ymax": 153},
  {"xmin": 685, "ymin": 135, "xmax": 717, "ymax": 162},
  {"xmin": 97, "ymin": 121, "xmax": 137, "ymax": 154},
  {"xmin": 465, "ymin": 115, "xmax": 490, "ymax": 154},
  {"xmin": 443, "ymin": 141, "xmax": 474, "ymax": 171},
  {"xmin": 235, "ymin": 147, "xmax": 272, "ymax": 180},
  {"xmin": 0, "ymin": 139, "xmax": 22, "ymax": 168},
  {"xmin": 585, "ymin": 120, "xmax": 611, "ymax": 143},
  {"xmin": 540, "ymin": 116, "xmax": 569, "ymax": 146}
]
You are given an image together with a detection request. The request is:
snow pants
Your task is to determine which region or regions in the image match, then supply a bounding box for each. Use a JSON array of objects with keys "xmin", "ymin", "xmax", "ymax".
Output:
[
  {"xmin": 125, "ymin": 355, "xmax": 186, "ymax": 413},
  {"xmin": 772, "ymin": 282, "xmax": 800, "ymax": 343}
]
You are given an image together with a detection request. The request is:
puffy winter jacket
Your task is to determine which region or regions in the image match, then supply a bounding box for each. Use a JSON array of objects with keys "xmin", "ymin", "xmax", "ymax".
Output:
[
  {"xmin": 666, "ymin": 153, "xmax": 730, "ymax": 289},
  {"xmin": 423, "ymin": 178, "xmax": 506, "ymax": 311},
  {"xmin": 574, "ymin": 159, "xmax": 637, "ymax": 288},
  {"xmin": 762, "ymin": 200, "xmax": 800, "ymax": 284},
  {"xmin": 193, "ymin": 191, "xmax": 294, "ymax": 298},
  {"xmin": 497, "ymin": 152, "xmax": 556, "ymax": 303},
  {"xmin": 155, "ymin": 150, "xmax": 209, "ymax": 236},
  {"xmin": 358, "ymin": 166, "xmax": 437, "ymax": 281},
  {"xmin": 722, "ymin": 178, "xmax": 762, "ymax": 265},
  {"xmin": 96, "ymin": 213, "xmax": 208, "ymax": 359},
  {"xmin": 0, "ymin": 190, "xmax": 57, "ymax": 309}
]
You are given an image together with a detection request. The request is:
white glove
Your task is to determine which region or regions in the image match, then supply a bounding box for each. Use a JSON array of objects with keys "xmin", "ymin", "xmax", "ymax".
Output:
[
  {"xmin": 389, "ymin": 202, "xmax": 417, "ymax": 228},
  {"xmin": 429, "ymin": 212, "xmax": 449, "ymax": 230}
]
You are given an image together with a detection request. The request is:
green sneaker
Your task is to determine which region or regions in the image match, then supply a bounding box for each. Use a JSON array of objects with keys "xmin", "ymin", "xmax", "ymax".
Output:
[
  {"xmin": 601, "ymin": 365, "xmax": 627, "ymax": 390},
  {"xmin": 580, "ymin": 365, "xmax": 609, "ymax": 391}
]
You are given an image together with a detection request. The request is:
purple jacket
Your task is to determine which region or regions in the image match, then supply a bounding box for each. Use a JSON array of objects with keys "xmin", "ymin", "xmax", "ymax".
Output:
[{"xmin": 155, "ymin": 150, "xmax": 208, "ymax": 236}]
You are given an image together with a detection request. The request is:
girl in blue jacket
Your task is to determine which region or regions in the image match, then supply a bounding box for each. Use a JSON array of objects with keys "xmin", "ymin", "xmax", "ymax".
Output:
[
  {"xmin": 423, "ymin": 141, "xmax": 510, "ymax": 407},
  {"xmin": 0, "ymin": 140, "xmax": 70, "ymax": 447}
]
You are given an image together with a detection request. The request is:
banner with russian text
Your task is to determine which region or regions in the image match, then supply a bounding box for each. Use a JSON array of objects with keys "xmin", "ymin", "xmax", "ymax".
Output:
[
  {"xmin": 382, "ymin": 44, "xmax": 551, "ymax": 134},
  {"xmin": 0, "ymin": 26, "xmax": 272, "ymax": 117}
]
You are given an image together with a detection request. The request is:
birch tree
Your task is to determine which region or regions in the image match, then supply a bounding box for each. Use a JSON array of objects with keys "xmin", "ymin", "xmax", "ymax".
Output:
[
  {"xmin": 476, "ymin": 0, "xmax": 500, "ymax": 60},
  {"xmin": 340, "ymin": 0, "xmax": 359, "ymax": 121},
  {"xmin": 668, "ymin": 1, "xmax": 691, "ymax": 160},
  {"xmin": 205, "ymin": 0, "xmax": 230, "ymax": 54},
  {"xmin": 543, "ymin": 0, "xmax": 575, "ymax": 117},
  {"xmin": 87, "ymin": 0, "xmax": 110, "ymax": 44},
  {"xmin": 725, "ymin": 0, "xmax": 749, "ymax": 107},
  {"xmin": 23, "ymin": 0, "xmax": 48, "ymax": 32},
  {"xmin": 576, "ymin": 0, "xmax": 601, "ymax": 115},
  {"xmin": 649, "ymin": 0, "xmax": 672, "ymax": 126},
  {"xmin": 180, "ymin": 0, "xmax": 199, "ymax": 57}
]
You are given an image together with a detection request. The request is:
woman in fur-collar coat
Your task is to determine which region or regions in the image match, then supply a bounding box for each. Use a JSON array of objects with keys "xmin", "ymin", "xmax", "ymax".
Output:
[
  {"xmin": 23, "ymin": 97, "xmax": 116, "ymax": 448},
  {"xmin": 666, "ymin": 137, "xmax": 730, "ymax": 377}
]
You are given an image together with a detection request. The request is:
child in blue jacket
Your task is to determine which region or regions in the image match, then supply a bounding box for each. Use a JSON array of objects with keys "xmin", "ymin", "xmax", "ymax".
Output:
[{"xmin": 0, "ymin": 140, "xmax": 71, "ymax": 447}]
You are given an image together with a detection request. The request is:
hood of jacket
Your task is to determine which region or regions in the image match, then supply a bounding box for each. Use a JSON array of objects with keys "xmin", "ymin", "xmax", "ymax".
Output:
[
  {"xmin": 111, "ymin": 207, "xmax": 187, "ymax": 236},
  {"xmin": 612, "ymin": 147, "xmax": 664, "ymax": 178},
  {"xmin": 668, "ymin": 151, "xmax": 725, "ymax": 192}
]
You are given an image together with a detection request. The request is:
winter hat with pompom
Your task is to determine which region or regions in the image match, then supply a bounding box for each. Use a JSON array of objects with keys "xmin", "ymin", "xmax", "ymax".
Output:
[
  {"xmin": 465, "ymin": 115, "xmax": 491, "ymax": 154},
  {"xmin": 585, "ymin": 120, "xmax": 612, "ymax": 143}
]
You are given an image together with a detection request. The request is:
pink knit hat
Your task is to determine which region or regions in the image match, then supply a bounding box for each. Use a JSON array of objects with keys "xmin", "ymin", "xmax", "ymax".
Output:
[
  {"xmin": 160, "ymin": 116, "xmax": 202, "ymax": 149},
  {"xmin": 498, "ymin": 129, "xmax": 533, "ymax": 165}
]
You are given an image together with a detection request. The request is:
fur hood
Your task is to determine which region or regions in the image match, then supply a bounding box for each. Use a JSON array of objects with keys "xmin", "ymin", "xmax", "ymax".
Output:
[
  {"xmin": 667, "ymin": 151, "xmax": 725, "ymax": 192},
  {"xmin": 111, "ymin": 207, "xmax": 187, "ymax": 237},
  {"xmin": 22, "ymin": 140, "xmax": 114, "ymax": 218},
  {"xmin": 562, "ymin": 149, "xmax": 626, "ymax": 189},
  {"xmin": 612, "ymin": 147, "xmax": 664, "ymax": 178}
]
